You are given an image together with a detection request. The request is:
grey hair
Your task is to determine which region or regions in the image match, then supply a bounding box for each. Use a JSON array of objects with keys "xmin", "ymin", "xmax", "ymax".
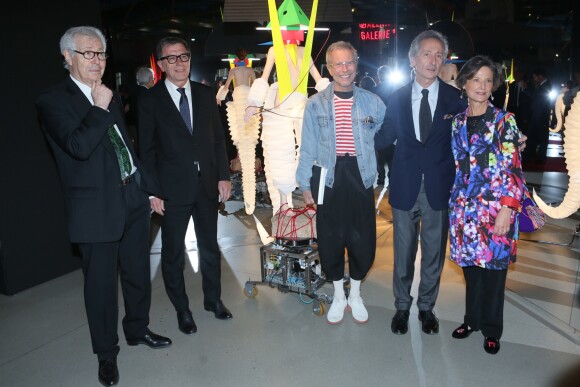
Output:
[
  {"xmin": 377, "ymin": 65, "xmax": 390, "ymax": 81},
  {"xmin": 136, "ymin": 67, "xmax": 154, "ymax": 86},
  {"xmin": 326, "ymin": 41, "xmax": 358, "ymax": 65},
  {"xmin": 59, "ymin": 26, "xmax": 107, "ymax": 71},
  {"xmin": 408, "ymin": 30, "xmax": 449, "ymax": 62}
]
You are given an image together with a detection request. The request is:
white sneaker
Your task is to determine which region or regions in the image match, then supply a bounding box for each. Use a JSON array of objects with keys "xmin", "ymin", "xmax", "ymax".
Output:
[
  {"xmin": 327, "ymin": 297, "xmax": 347, "ymax": 324},
  {"xmin": 348, "ymin": 296, "xmax": 368, "ymax": 323}
]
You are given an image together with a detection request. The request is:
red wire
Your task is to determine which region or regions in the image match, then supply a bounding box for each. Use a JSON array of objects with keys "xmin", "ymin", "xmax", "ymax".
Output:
[{"xmin": 275, "ymin": 204, "xmax": 316, "ymax": 240}]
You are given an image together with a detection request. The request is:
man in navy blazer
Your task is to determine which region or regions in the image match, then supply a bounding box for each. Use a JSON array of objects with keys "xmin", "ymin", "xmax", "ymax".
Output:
[
  {"xmin": 36, "ymin": 26, "xmax": 171, "ymax": 386},
  {"xmin": 138, "ymin": 37, "xmax": 232, "ymax": 337},
  {"xmin": 376, "ymin": 30, "xmax": 465, "ymax": 336}
]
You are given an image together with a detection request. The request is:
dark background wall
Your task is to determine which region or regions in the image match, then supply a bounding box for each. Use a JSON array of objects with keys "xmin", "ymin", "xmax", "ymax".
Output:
[{"xmin": 0, "ymin": 1, "xmax": 102, "ymax": 294}]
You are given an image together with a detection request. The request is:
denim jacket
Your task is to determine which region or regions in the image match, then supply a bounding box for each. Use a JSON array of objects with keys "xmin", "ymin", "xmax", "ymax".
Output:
[{"xmin": 296, "ymin": 82, "xmax": 386, "ymax": 191}]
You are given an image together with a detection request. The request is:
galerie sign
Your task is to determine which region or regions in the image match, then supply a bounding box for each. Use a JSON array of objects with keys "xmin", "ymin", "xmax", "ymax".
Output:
[{"xmin": 358, "ymin": 23, "xmax": 396, "ymax": 41}]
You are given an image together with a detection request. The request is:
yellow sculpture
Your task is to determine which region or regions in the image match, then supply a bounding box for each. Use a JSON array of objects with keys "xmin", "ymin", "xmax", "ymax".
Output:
[{"xmin": 244, "ymin": 0, "xmax": 330, "ymax": 215}]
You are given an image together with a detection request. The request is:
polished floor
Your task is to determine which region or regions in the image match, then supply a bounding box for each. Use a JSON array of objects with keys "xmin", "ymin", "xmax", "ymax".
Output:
[{"xmin": 1, "ymin": 172, "xmax": 579, "ymax": 387}]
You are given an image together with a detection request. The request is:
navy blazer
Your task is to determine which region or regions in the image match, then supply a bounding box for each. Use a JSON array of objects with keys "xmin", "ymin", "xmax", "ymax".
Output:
[
  {"xmin": 36, "ymin": 77, "xmax": 159, "ymax": 243},
  {"xmin": 375, "ymin": 79, "xmax": 465, "ymax": 211},
  {"xmin": 137, "ymin": 80, "xmax": 230, "ymax": 204}
]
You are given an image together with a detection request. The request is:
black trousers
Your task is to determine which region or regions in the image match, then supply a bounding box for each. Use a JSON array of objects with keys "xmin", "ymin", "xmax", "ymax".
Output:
[
  {"xmin": 316, "ymin": 156, "xmax": 375, "ymax": 282},
  {"xmin": 523, "ymin": 126, "xmax": 549, "ymax": 162},
  {"xmin": 376, "ymin": 144, "xmax": 394, "ymax": 184},
  {"xmin": 78, "ymin": 179, "xmax": 151, "ymax": 361},
  {"xmin": 463, "ymin": 266, "xmax": 508, "ymax": 338},
  {"xmin": 160, "ymin": 181, "xmax": 222, "ymax": 312}
]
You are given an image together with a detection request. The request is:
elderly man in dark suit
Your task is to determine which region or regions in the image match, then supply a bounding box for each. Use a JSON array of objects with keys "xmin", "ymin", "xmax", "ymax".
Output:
[
  {"xmin": 138, "ymin": 37, "xmax": 232, "ymax": 336},
  {"xmin": 125, "ymin": 67, "xmax": 156, "ymax": 152},
  {"xmin": 36, "ymin": 26, "xmax": 171, "ymax": 386},
  {"xmin": 376, "ymin": 30, "xmax": 465, "ymax": 336}
]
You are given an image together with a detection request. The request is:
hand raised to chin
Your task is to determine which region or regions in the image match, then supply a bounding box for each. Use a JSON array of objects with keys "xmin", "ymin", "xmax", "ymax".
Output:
[{"xmin": 92, "ymin": 80, "xmax": 113, "ymax": 110}]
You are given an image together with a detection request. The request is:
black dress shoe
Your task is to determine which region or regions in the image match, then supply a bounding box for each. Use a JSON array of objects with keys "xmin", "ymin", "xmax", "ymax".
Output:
[
  {"xmin": 126, "ymin": 329, "xmax": 172, "ymax": 348},
  {"xmin": 98, "ymin": 358, "xmax": 119, "ymax": 386},
  {"xmin": 452, "ymin": 323, "xmax": 475, "ymax": 339},
  {"xmin": 204, "ymin": 300, "xmax": 233, "ymax": 320},
  {"xmin": 177, "ymin": 310, "xmax": 197, "ymax": 334},
  {"xmin": 418, "ymin": 310, "xmax": 439, "ymax": 334},
  {"xmin": 391, "ymin": 310, "xmax": 410, "ymax": 335},
  {"xmin": 483, "ymin": 337, "xmax": 500, "ymax": 354}
]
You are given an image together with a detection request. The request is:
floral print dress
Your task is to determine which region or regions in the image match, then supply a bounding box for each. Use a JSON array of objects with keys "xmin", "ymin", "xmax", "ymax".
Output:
[{"xmin": 449, "ymin": 102, "xmax": 524, "ymax": 270}]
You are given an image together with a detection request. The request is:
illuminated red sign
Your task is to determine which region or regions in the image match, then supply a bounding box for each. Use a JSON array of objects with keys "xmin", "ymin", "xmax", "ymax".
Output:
[{"xmin": 358, "ymin": 23, "xmax": 396, "ymax": 41}]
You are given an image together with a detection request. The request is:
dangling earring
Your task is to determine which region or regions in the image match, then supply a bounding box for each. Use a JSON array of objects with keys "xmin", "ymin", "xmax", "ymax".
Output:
[
  {"xmin": 491, "ymin": 94, "xmax": 494, "ymax": 101},
  {"xmin": 460, "ymin": 89, "xmax": 465, "ymax": 99}
]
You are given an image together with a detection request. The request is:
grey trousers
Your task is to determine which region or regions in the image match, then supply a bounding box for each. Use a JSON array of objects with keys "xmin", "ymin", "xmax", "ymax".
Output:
[{"xmin": 391, "ymin": 182, "xmax": 449, "ymax": 311}]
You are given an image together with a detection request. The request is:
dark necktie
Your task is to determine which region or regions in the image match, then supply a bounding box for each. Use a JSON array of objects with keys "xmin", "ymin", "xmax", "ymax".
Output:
[
  {"xmin": 419, "ymin": 88, "xmax": 432, "ymax": 143},
  {"xmin": 107, "ymin": 126, "xmax": 132, "ymax": 178},
  {"xmin": 177, "ymin": 87, "xmax": 193, "ymax": 134}
]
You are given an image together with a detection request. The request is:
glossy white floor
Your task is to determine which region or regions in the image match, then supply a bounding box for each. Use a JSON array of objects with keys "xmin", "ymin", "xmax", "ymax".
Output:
[{"xmin": 1, "ymin": 172, "xmax": 579, "ymax": 387}]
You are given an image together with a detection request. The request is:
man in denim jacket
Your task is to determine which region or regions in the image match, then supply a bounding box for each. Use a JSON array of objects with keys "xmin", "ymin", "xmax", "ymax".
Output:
[{"xmin": 296, "ymin": 41, "xmax": 386, "ymax": 325}]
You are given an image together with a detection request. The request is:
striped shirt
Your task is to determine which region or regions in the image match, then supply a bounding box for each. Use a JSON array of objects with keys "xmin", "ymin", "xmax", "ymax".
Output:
[{"xmin": 334, "ymin": 95, "xmax": 355, "ymax": 155}]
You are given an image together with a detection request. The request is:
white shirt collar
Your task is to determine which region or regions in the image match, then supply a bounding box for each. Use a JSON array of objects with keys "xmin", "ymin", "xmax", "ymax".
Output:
[
  {"xmin": 164, "ymin": 79, "xmax": 190, "ymax": 94},
  {"xmin": 70, "ymin": 75, "xmax": 94, "ymax": 105},
  {"xmin": 413, "ymin": 78, "xmax": 439, "ymax": 97}
]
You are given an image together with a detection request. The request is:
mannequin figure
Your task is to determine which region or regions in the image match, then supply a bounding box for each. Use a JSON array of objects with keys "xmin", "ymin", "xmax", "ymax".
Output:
[
  {"xmin": 439, "ymin": 57, "xmax": 458, "ymax": 89},
  {"xmin": 217, "ymin": 49, "xmax": 260, "ymax": 214}
]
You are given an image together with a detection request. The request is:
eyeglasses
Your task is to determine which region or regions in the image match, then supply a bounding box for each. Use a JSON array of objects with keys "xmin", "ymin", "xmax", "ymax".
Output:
[
  {"xmin": 74, "ymin": 50, "xmax": 108, "ymax": 60},
  {"xmin": 159, "ymin": 53, "xmax": 191, "ymax": 64},
  {"xmin": 328, "ymin": 60, "xmax": 357, "ymax": 69}
]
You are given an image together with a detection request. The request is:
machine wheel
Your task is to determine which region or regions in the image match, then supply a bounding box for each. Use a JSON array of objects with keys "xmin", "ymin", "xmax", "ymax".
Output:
[
  {"xmin": 313, "ymin": 300, "xmax": 326, "ymax": 316},
  {"xmin": 243, "ymin": 284, "xmax": 258, "ymax": 298}
]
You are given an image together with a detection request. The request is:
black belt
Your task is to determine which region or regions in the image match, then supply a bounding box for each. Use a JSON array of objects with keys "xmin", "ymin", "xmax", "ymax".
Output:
[{"xmin": 120, "ymin": 174, "xmax": 135, "ymax": 186}]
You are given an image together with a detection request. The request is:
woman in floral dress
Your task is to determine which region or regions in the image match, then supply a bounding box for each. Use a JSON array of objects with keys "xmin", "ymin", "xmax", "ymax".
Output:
[{"xmin": 448, "ymin": 56, "xmax": 524, "ymax": 354}]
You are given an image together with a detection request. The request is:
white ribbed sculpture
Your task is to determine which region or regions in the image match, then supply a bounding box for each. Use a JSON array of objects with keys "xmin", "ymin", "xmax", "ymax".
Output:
[
  {"xmin": 533, "ymin": 93, "xmax": 580, "ymax": 218},
  {"xmin": 217, "ymin": 52, "xmax": 260, "ymax": 214},
  {"xmin": 243, "ymin": 0, "xmax": 330, "ymax": 216},
  {"xmin": 246, "ymin": 76, "xmax": 326, "ymax": 214}
]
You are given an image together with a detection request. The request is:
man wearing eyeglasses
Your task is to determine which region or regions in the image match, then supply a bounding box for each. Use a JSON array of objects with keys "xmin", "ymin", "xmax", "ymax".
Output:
[
  {"xmin": 297, "ymin": 41, "xmax": 386, "ymax": 325},
  {"xmin": 138, "ymin": 37, "xmax": 232, "ymax": 337},
  {"xmin": 36, "ymin": 26, "xmax": 171, "ymax": 386}
]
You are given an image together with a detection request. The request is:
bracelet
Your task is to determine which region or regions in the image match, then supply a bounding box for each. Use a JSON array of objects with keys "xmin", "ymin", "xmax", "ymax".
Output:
[{"xmin": 501, "ymin": 205, "xmax": 516, "ymax": 211}]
